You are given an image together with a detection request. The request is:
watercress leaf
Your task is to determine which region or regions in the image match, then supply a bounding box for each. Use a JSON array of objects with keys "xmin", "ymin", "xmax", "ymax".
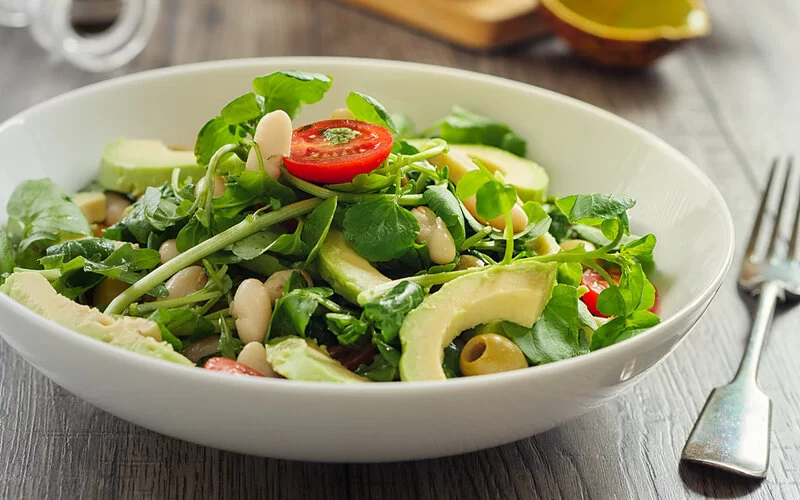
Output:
[
  {"xmin": 423, "ymin": 184, "xmax": 466, "ymax": 247},
  {"xmin": 590, "ymin": 311, "xmax": 659, "ymax": 350},
  {"xmin": 0, "ymin": 229, "xmax": 14, "ymax": 277},
  {"xmin": 547, "ymin": 207, "xmax": 570, "ymax": 242},
  {"xmin": 252, "ymin": 70, "xmax": 333, "ymax": 119},
  {"xmin": 237, "ymin": 253, "xmax": 287, "ymax": 277},
  {"xmin": 442, "ymin": 342, "xmax": 462, "ymax": 378},
  {"xmin": 342, "ymin": 198, "xmax": 419, "ymax": 262},
  {"xmin": 621, "ymin": 234, "xmax": 657, "ymax": 264},
  {"xmin": 570, "ymin": 224, "xmax": 639, "ymax": 249},
  {"xmin": 301, "ymin": 197, "xmax": 337, "ymax": 267},
  {"xmin": 617, "ymin": 261, "xmax": 648, "ymax": 313},
  {"xmin": 596, "ymin": 286, "xmax": 627, "ymax": 317},
  {"xmin": 220, "ymin": 92, "xmax": 263, "ymax": 125},
  {"xmin": 640, "ymin": 279, "xmax": 657, "ymax": 311},
  {"xmin": 345, "ymin": 91, "xmax": 397, "ymax": 133},
  {"xmin": 176, "ymin": 218, "xmax": 209, "ymax": 252},
  {"xmin": 235, "ymin": 169, "xmax": 297, "ymax": 207},
  {"xmin": 391, "ymin": 139, "xmax": 419, "ymax": 155},
  {"xmin": 268, "ymin": 223, "xmax": 311, "ymax": 257},
  {"xmin": 455, "ymin": 168, "xmax": 491, "ymax": 200},
  {"xmin": 555, "ymin": 194, "xmax": 636, "ymax": 226},
  {"xmin": 502, "ymin": 284, "xmax": 586, "ymax": 364},
  {"xmin": 326, "ymin": 172, "xmax": 393, "ymax": 193},
  {"xmin": 326, "ymin": 312, "xmax": 369, "ymax": 346},
  {"xmin": 355, "ymin": 354, "xmax": 397, "ymax": 382},
  {"xmin": 45, "ymin": 238, "xmax": 116, "ymax": 262},
  {"xmin": 391, "ymin": 113, "xmax": 415, "ymax": 138},
  {"xmin": 374, "ymin": 338, "xmax": 401, "ymax": 366},
  {"xmin": 231, "ymin": 229, "xmax": 285, "ymax": 260},
  {"xmin": 515, "ymin": 201, "xmax": 552, "ymax": 243},
  {"xmin": 438, "ymin": 106, "xmax": 526, "ymax": 157},
  {"xmin": 218, "ymin": 318, "xmax": 243, "ymax": 359},
  {"xmin": 6, "ymin": 179, "xmax": 92, "ymax": 257},
  {"xmin": 267, "ymin": 289, "xmax": 325, "ymax": 339},
  {"xmin": 195, "ymin": 116, "xmax": 247, "ymax": 166},
  {"xmin": 149, "ymin": 307, "xmax": 215, "ymax": 341},
  {"xmin": 600, "ymin": 218, "xmax": 619, "ymax": 241},
  {"xmin": 363, "ymin": 281, "xmax": 424, "ymax": 343},
  {"xmin": 557, "ymin": 262, "xmax": 583, "ymax": 287},
  {"xmin": 475, "ymin": 181, "xmax": 516, "ymax": 221}
]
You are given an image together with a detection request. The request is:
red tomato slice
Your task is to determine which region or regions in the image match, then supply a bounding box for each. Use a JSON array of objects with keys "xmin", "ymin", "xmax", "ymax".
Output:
[
  {"xmin": 283, "ymin": 119, "xmax": 393, "ymax": 184},
  {"xmin": 204, "ymin": 357, "xmax": 264, "ymax": 377},
  {"xmin": 580, "ymin": 268, "xmax": 659, "ymax": 318}
]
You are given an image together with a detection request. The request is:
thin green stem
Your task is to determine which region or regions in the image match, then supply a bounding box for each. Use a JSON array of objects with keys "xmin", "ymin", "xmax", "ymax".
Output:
[
  {"xmin": 282, "ymin": 169, "xmax": 424, "ymax": 206},
  {"xmin": 460, "ymin": 227, "xmax": 493, "ymax": 251},
  {"xmin": 105, "ymin": 198, "xmax": 322, "ymax": 315},
  {"xmin": 130, "ymin": 291, "xmax": 223, "ymax": 314},
  {"xmin": 204, "ymin": 308, "xmax": 231, "ymax": 320},
  {"xmin": 584, "ymin": 260, "xmax": 616, "ymax": 287},
  {"xmin": 502, "ymin": 212, "xmax": 514, "ymax": 265}
]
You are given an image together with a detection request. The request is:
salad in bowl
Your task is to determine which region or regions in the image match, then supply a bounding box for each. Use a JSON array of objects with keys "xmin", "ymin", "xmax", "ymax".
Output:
[{"xmin": 0, "ymin": 70, "xmax": 660, "ymax": 383}]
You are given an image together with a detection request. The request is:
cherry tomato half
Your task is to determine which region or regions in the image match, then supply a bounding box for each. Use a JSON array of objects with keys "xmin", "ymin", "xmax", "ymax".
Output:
[
  {"xmin": 580, "ymin": 268, "xmax": 659, "ymax": 318},
  {"xmin": 283, "ymin": 119, "xmax": 393, "ymax": 184},
  {"xmin": 204, "ymin": 356, "xmax": 264, "ymax": 377}
]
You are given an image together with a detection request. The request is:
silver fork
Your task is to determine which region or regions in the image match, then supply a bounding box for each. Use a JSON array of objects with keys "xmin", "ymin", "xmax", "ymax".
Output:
[{"xmin": 682, "ymin": 156, "xmax": 800, "ymax": 479}]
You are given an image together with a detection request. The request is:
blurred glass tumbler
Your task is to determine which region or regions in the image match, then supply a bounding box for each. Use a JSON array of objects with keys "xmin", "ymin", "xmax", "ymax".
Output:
[{"xmin": 0, "ymin": 0, "xmax": 159, "ymax": 72}]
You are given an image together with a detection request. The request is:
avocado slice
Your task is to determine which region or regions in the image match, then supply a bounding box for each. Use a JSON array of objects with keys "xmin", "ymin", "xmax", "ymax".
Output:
[
  {"xmin": 266, "ymin": 337, "xmax": 370, "ymax": 383},
  {"xmin": 72, "ymin": 192, "xmax": 107, "ymax": 223},
  {"xmin": 399, "ymin": 260, "xmax": 557, "ymax": 381},
  {"xmin": 3, "ymin": 272, "xmax": 193, "ymax": 366},
  {"xmin": 412, "ymin": 140, "xmax": 549, "ymax": 203},
  {"xmin": 317, "ymin": 230, "xmax": 391, "ymax": 305},
  {"xmin": 97, "ymin": 139, "xmax": 207, "ymax": 196}
]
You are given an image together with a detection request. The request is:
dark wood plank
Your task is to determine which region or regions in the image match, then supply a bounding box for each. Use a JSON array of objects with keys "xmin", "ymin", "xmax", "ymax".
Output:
[{"xmin": 0, "ymin": 1, "xmax": 799, "ymax": 498}]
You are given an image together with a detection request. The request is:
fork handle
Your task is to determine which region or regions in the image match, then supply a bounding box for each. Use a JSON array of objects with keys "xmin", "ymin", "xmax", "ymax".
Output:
[{"xmin": 734, "ymin": 280, "xmax": 781, "ymax": 384}]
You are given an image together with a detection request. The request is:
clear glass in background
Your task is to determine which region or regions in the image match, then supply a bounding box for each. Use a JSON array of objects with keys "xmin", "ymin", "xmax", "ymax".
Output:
[{"xmin": 0, "ymin": 0, "xmax": 160, "ymax": 72}]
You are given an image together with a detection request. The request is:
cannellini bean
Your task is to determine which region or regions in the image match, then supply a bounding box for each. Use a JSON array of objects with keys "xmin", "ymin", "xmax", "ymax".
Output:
[
  {"xmin": 237, "ymin": 342, "xmax": 279, "ymax": 377},
  {"xmin": 93, "ymin": 278, "xmax": 129, "ymax": 309},
  {"xmin": 246, "ymin": 110, "xmax": 293, "ymax": 180},
  {"xmin": 231, "ymin": 279, "xmax": 272, "ymax": 344},
  {"xmin": 330, "ymin": 107, "xmax": 356, "ymax": 120},
  {"xmin": 263, "ymin": 269, "xmax": 313, "ymax": 305},
  {"xmin": 105, "ymin": 192, "xmax": 131, "ymax": 226},
  {"xmin": 560, "ymin": 239, "xmax": 596, "ymax": 252},
  {"xmin": 159, "ymin": 239, "xmax": 181, "ymax": 264},
  {"xmin": 411, "ymin": 206, "xmax": 456, "ymax": 265},
  {"xmin": 195, "ymin": 175, "xmax": 226, "ymax": 199},
  {"xmin": 454, "ymin": 255, "xmax": 485, "ymax": 271},
  {"xmin": 462, "ymin": 196, "xmax": 528, "ymax": 233},
  {"xmin": 183, "ymin": 335, "xmax": 221, "ymax": 363},
  {"xmin": 163, "ymin": 266, "xmax": 207, "ymax": 300}
]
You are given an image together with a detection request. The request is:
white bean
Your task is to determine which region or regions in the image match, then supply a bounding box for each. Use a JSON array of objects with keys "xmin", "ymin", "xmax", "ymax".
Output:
[
  {"xmin": 158, "ymin": 239, "xmax": 181, "ymax": 264},
  {"xmin": 237, "ymin": 342, "xmax": 279, "ymax": 377},
  {"xmin": 163, "ymin": 266, "xmax": 207, "ymax": 300},
  {"xmin": 454, "ymin": 255, "xmax": 485, "ymax": 271},
  {"xmin": 411, "ymin": 206, "xmax": 456, "ymax": 265},
  {"xmin": 231, "ymin": 279, "xmax": 272, "ymax": 344},
  {"xmin": 246, "ymin": 110, "xmax": 293, "ymax": 180},
  {"xmin": 263, "ymin": 270, "xmax": 313, "ymax": 305},
  {"xmin": 560, "ymin": 239, "xmax": 596, "ymax": 252},
  {"xmin": 462, "ymin": 196, "xmax": 528, "ymax": 233},
  {"xmin": 330, "ymin": 108, "xmax": 356, "ymax": 120},
  {"xmin": 105, "ymin": 192, "xmax": 131, "ymax": 226},
  {"xmin": 183, "ymin": 335, "xmax": 221, "ymax": 363},
  {"xmin": 195, "ymin": 175, "xmax": 226, "ymax": 199}
]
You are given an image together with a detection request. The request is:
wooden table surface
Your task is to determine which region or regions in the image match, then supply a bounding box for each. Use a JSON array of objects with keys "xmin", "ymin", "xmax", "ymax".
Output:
[{"xmin": 1, "ymin": 1, "xmax": 799, "ymax": 498}]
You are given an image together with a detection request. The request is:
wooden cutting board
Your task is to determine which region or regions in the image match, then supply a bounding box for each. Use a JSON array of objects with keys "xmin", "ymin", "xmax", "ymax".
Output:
[{"xmin": 339, "ymin": 0, "xmax": 549, "ymax": 51}]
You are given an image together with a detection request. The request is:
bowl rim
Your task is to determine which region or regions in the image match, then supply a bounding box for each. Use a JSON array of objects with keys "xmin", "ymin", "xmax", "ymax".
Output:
[{"xmin": 0, "ymin": 56, "xmax": 735, "ymax": 392}]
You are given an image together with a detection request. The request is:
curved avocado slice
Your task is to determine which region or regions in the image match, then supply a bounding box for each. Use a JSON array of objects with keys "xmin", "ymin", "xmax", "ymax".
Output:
[
  {"xmin": 399, "ymin": 260, "xmax": 557, "ymax": 381},
  {"xmin": 318, "ymin": 230, "xmax": 391, "ymax": 305},
  {"xmin": 97, "ymin": 139, "xmax": 207, "ymax": 196},
  {"xmin": 412, "ymin": 140, "xmax": 549, "ymax": 203},
  {"xmin": 266, "ymin": 337, "xmax": 370, "ymax": 383},
  {"xmin": 2, "ymin": 272, "xmax": 192, "ymax": 366}
]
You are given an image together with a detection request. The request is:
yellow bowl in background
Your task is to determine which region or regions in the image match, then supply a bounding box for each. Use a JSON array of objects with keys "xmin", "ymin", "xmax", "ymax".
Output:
[{"xmin": 539, "ymin": 0, "xmax": 711, "ymax": 68}]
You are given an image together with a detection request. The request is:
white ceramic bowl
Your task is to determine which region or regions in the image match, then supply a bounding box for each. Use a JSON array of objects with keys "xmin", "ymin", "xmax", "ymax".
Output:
[{"xmin": 0, "ymin": 58, "xmax": 734, "ymax": 462}]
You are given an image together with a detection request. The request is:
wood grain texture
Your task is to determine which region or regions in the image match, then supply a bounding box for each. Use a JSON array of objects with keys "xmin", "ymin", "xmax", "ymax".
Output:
[{"xmin": 0, "ymin": 0, "xmax": 799, "ymax": 498}]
